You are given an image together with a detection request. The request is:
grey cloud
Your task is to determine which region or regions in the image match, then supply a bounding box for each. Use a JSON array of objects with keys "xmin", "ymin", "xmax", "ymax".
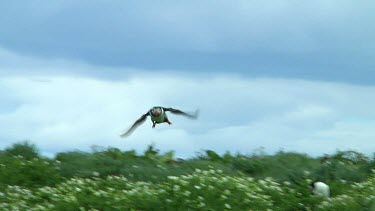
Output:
[{"xmin": 0, "ymin": 1, "xmax": 375, "ymax": 84}]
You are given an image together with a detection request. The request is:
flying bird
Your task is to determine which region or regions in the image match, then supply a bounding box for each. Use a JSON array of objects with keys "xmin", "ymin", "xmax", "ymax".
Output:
[{"xmin": 121, "ymin": 106, "xmax": 199, "ymax": 137}]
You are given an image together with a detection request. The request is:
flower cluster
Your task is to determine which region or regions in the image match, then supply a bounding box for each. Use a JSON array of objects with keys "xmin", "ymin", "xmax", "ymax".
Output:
[
  {"xmin": 316, "ymin": 172, "xmax": 375, "ymax": 210},
  {"xmin": 0, "ymin": 169, "xmax": 374, "ymax": 210}
]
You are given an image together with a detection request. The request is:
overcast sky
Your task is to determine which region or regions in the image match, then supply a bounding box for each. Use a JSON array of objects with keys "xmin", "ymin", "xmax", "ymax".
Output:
[{"xmin": 1, "ymin": 1, "xmax": 374, "ymax": 158}]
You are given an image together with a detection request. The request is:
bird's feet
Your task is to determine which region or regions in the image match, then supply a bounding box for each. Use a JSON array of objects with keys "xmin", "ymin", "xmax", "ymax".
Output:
[
  {"xmin": 152, "ymin": 123, "xmax": 156, "ymax": 128},
  {"xmin": 167, "ymin": 121, "xmax": 172, "ymax": 125}
]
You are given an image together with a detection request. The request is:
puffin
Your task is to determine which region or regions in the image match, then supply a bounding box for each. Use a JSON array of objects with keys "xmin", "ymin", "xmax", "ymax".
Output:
[
  {"xmin": 310, "ymin": 181, "xmax": 330, "ymax": 198},
  {"xmin": 121, "ymin": 106, "xmax": 199, "ymax": 137}
]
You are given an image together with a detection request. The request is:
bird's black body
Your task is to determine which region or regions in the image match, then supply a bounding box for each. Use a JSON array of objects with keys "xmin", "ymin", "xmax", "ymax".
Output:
[{"xmin": 121, "ymin": 106, "xmax": 198, "ymax": 137}]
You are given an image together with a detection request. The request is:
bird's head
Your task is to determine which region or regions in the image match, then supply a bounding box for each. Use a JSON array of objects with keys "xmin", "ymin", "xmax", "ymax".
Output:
[{"xmin": 151, "ymin": 107, "xmax": 162, "ymax": 116}]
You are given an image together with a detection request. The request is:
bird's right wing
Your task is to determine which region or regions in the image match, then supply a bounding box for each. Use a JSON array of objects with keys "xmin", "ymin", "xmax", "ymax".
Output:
[
  {"xmin": 120, "ymin": 112, "xmax": 149, "ymax": 138},
  {"xmin": 163, "ymin": 107, "xmax": 199, "ymax": 119}
]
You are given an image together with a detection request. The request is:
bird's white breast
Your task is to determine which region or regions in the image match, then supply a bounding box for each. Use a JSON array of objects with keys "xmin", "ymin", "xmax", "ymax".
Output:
[{"xmin": 313, "ymin": 182, "xmax": 330, "ymax": 198}]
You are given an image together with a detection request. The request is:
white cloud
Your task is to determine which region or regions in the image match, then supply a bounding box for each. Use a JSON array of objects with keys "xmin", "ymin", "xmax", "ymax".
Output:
[{"xmin": 0, "ymin": 72, "xmax": 374, "ymax": 158}]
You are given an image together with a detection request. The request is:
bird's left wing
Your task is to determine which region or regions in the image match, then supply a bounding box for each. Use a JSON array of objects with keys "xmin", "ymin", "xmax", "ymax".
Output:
[{"xmin": 120, "ymin": 112, "xmax": 149, "ymax": 138}]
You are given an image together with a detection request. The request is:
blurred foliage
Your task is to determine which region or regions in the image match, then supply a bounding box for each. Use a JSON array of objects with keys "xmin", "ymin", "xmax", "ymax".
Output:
[
  {"xmin": 0, "ymin": 141, "xmax": 374, "ymax": 210},
  {"xmin": 0, "ymin": 142, "xmax": 62, "ymax": 189},
  {"xmin": 3, "ymin": 141, "xmax": 39, "ymax": 160}
]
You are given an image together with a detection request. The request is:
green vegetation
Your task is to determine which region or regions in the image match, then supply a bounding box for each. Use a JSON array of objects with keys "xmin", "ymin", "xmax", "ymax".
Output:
[{"xmin": 0, "ymin": 142, "xmax": 374, "ymax": 210}]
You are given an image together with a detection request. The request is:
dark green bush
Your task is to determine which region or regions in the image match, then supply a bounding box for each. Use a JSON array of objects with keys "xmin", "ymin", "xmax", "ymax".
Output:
[
  {"xmin": 0, "ymin": 154, "xmax": 61, "ymax": 189},
  {"xmin": 4, "ymin": 141, "xmax": 40, "ymax": 160}
]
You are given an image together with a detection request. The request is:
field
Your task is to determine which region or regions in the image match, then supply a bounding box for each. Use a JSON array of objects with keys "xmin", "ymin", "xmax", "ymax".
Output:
[{"xmin": 0, "ymin": 142, "xmax": 374, "ymax": 210}]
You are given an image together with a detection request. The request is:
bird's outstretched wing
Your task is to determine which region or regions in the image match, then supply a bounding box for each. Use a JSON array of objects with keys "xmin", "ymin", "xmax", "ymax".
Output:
[
  {"xmin": 163, "ymin": 107, "xmax": 199, "ymax": 119},
  {"xmin": 121, "ymin": 112, "xmax": 149, "ymax": 138}
]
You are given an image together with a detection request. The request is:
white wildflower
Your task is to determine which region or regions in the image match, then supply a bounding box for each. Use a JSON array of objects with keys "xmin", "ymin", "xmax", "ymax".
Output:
[
  {"xmin": 173, "ymin": 185, "xmax": 180, "ymax": 191},
  {"xmin": 183, "ymin": 191, "xmax": 191, "ymax": 196},
  {"xmin": 283, "ymin": 181, "xmax": 291, "ymax": 186},
  {"xmin": 247, "ymin": 177, "xmax": 254, "ymax": 182},
  {"xmin": 198, "ymin": 202, "xmax": 205, "ymax": 207},
  {"xmin": 167, "ymin": 176, "xmax": 178, "ymax": 181}
]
